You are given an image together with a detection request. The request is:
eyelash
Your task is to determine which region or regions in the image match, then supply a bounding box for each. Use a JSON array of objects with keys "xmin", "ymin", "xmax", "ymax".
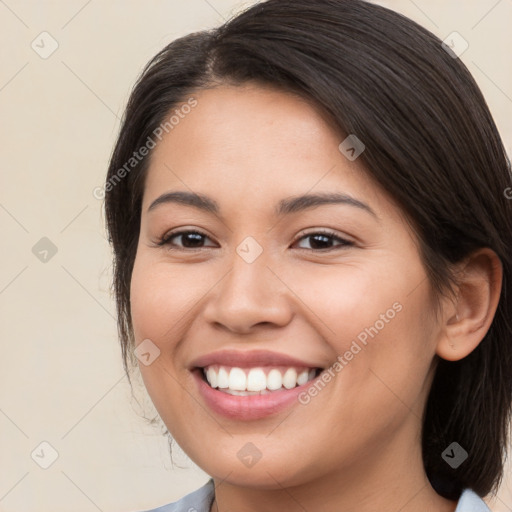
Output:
[{"xmin": 156, "ymin": 228, "xmax": 354, "ymax": 252}]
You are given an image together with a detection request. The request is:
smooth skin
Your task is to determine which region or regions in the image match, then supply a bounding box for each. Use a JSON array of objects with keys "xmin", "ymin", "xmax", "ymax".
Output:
[{"xmin": 130, "ymin": 83, "xmax": 502, "ymax": 512}]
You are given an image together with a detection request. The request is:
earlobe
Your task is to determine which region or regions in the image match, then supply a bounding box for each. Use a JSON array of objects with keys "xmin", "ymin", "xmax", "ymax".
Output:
[{"xmin": 436, "ymin": 248, "xmax": 503, "ymax": 362}]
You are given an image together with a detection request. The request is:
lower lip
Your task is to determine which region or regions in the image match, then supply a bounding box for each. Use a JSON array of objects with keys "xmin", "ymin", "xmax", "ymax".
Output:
[{"xmin": 192, "ymin": 369, "xmax": 320, "ymax": 421}]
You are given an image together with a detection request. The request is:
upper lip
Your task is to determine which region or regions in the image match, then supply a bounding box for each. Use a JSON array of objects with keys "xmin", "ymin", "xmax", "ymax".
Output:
[{"xmin": 190, "ymin": 349, "xmax": 323, "ymax": 369}]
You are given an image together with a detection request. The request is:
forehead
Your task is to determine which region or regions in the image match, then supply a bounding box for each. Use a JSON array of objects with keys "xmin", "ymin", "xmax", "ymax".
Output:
[
  {"xmin": 142, "ymin": 83, "xmax": 400, "ymax": 224},
  {"xmin": 149, "ymin": 83, "xmax": 344, "ymax": 167}
]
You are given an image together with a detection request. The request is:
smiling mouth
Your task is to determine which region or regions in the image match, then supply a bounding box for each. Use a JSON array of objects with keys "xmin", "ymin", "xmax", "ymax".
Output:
[{"xmin": 197, "ymin": 365, "xmax": 323, "ymax": 396}]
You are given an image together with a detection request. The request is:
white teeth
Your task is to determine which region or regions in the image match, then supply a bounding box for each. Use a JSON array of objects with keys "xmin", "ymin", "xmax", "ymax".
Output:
[
  {"xmin": 246, "ymin": 368, "xmax": 267, "ymax": 391},
  {"xmin": 223, "ymin": 388, "xmax": 270, "ymax": 396},
  {"xmin": 267, "ymin": 369, "xmax": 282, "ymax": 390},
  {"xmin": 297, "ymin": 369, "xmax": 309, "ymax": 385},
  {"xmin": 228, "ymin": 367, "xmax": 247, "ymax": 391},
  {"xmin": 282, "ymin": 368, "xmax": 297, "ymax": 389},
  {"xmin": 203, "ymin": 365, "xmax": 319, "ymax": 393},
  {"xmin": 206, "ymin": 367, "xmax": 218, "ymax": 388},
  {"xmin": 217, "ymin": 367, "xmax": 229, "ymax": 389}
]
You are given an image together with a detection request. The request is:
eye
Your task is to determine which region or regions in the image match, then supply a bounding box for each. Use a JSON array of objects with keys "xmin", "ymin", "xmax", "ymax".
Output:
[
  {"xmin": 156, "ymin": 228, "xmax": 354, "ymax": 252},
  {"xmin": 157, "ymin": 229, "xmax": 217, "ymax": 250},
  {"xmin": 292, "ymin": 229, "xmax": 354, "ymax": 251}
]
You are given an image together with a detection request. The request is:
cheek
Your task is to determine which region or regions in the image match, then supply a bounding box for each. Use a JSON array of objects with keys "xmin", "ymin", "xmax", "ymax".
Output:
[
  {"xmin": 287, "ymin": 262, "xmax": 407, "ymax": 348},
  {"xmin": 129, "ymin": 252, "xmax": 200, "ymax": 429},
  {"xmin": 130, "ymin": 251, "xmax": 203, "ymax": 344},
  {"xmin": 336, "ymin": 286, "xmax": 435, "ymax": 418},
  {"xmin": 289, "ymin": 261, "xmax": 435, "ymax": 396}
]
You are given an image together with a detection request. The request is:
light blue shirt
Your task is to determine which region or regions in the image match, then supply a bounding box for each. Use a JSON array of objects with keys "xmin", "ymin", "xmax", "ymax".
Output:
[{"xmin": 141, "ymin": 478, "xmax": 492, "ymax": 511}]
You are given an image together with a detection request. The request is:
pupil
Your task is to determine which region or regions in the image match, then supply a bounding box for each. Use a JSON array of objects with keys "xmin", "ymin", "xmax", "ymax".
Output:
[
  {"xmin": 183, "ymin": 233, "xmax": 203, "ymax": 247},
  {"xmin": 181, "ymin": 233, "xmax": 333, "ymax": 249},
  {"xmin": 310, "ymin": 234, "xmax": 331, "ymax": 249}
]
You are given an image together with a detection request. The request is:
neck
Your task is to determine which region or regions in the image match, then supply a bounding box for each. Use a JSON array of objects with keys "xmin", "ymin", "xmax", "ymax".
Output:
[{"xmin": 210, "ymin": 472, "xmax": 457, "ymax": 512}]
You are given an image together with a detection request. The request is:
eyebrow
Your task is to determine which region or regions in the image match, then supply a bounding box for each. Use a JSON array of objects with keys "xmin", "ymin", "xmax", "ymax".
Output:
[{"xmin": 147, "ymin": 191, "xmax": 379, "ymax": 220}]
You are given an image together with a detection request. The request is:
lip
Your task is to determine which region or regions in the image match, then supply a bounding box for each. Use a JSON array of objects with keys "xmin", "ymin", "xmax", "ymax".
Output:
[
  {"xmin": 189, "ymin": 349, "xmax": 323, "ymax": 370},
  {"xmin": 192, "ymin": 367, "xmax": 323, "ymax": 421}
]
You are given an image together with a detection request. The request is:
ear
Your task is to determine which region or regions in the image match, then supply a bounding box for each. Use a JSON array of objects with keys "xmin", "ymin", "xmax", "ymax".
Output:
[{"xmin": 436, "ymin": 248, "xmax": 503, "ymax": 361}]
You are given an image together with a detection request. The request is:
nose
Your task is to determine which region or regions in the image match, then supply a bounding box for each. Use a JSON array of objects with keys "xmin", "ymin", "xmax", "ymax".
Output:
[{"xmin": 201, "ymin": 247, "xmax": 294, "ymax": 334}]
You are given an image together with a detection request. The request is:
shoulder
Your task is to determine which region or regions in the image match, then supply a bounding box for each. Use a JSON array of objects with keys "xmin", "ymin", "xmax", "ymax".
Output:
[
  {"xmin": 139, "ymin": 479, "xmax": 215, "ymax": 512},
  {"xmin": 455, "ymin": 489, "xmax": 492, "ymax": 512}
]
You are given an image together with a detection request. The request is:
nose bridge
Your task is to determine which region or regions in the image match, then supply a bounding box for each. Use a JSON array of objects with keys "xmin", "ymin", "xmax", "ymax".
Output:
[
  {"xmin": 228, "ymin": 237, "xmax": 269, "ymax": 295},
  {"xmin": 222, "ymin": 236, "xmax": 274, "ymax": 307},
  {"xmin": 203, "ymin": 235, "xmax": 293, "ymax": 331}
]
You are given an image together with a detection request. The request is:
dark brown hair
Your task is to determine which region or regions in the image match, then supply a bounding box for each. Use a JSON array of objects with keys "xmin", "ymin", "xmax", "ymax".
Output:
[{"xmin": 104, "ymin": 0, "xmax": 512, "ymax": 500}]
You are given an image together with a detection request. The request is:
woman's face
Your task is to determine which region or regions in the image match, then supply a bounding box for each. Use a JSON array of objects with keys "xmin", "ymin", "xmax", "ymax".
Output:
[{"xmin": 130, "ymin": 83, "xmax": 443, "ymax": 488}]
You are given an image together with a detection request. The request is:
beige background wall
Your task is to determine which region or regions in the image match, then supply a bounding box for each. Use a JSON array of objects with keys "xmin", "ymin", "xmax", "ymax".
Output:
[{"xmin": 0, "ymin": 1, "xmax": 511, "ymax": 511}]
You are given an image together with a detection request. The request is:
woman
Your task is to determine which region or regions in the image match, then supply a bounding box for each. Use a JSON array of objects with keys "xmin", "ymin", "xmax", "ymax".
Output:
[{"xmin": 104, "ymin": 0, "xmax": 512, "ymax": 510}]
